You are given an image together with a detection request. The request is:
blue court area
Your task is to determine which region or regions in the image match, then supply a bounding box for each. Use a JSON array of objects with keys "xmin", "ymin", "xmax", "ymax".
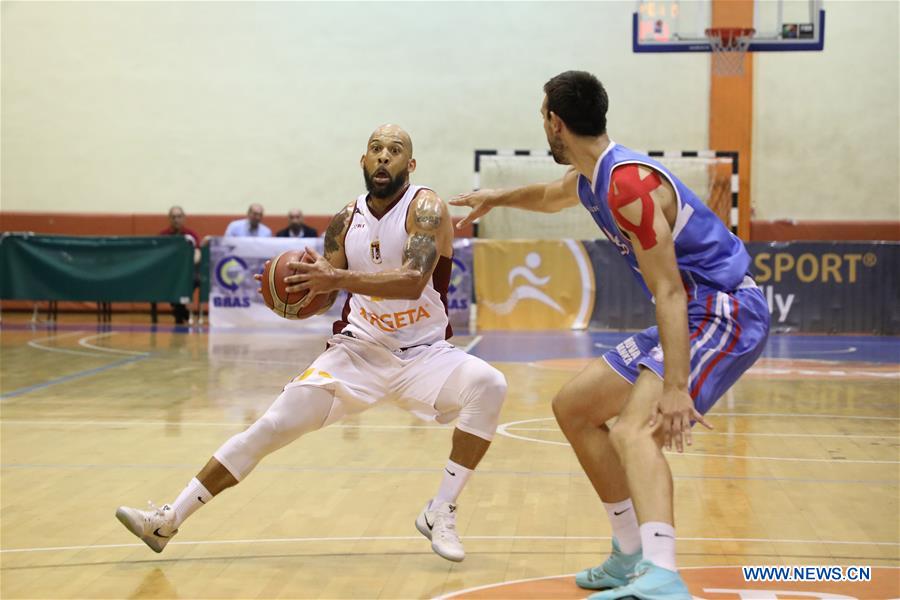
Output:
[
  {"xmin": 469, "ymin": 330, "xmax": 900, "ymax": 365},
  {"xmin": 3, "ymin": 321, "xmax": 898, "ymax": 365}
]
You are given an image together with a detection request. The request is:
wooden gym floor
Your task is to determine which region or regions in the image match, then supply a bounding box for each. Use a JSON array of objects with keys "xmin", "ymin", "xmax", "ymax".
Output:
[{"xmin": 1, "ymin": 316, "xmax": 898, "ymax": 599}]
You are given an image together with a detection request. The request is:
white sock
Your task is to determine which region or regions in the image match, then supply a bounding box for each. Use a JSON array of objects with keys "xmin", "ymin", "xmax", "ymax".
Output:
[
  {"xmin": 603, "ymin": 498, "xmax": 641, "ymax": 554},
  {"xmin": 171, "ymin": 478, "xmax": 213, "ymax": 528},
  {"xmin": 639, "ymin": 521, "xmax": 677, "ymax": 572},
  {"xmin": 434, "ymin": 459, "xmax": 472, "ymax": 505}
]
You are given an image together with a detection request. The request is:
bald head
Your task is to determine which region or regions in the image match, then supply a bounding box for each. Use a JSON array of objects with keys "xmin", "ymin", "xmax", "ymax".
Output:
[
  {"xmin": 361, "ymin": 124, "xmax": 416, "ymax": 200},
  {"xmin": 247, "ymin": 203, "xmax": 264, "ymax": 227},
  {"xmin": 368, "ymin": 124, "xmax": 413, "ymax": 158}
]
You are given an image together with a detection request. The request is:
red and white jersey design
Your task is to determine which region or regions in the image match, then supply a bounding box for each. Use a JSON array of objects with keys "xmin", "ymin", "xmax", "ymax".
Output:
[{"xmin": 334, "ymin": 184, "xmax": 452, "ymax": 351}]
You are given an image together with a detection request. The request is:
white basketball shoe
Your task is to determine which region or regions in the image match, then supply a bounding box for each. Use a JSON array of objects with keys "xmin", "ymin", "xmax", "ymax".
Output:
[
  {"xmin": 415, "ymin": 499, "xmax": 465, "ymax": 562},
  {"xmin": 115, "ymin": 502, "xmax": 179, "ymax": 553}
]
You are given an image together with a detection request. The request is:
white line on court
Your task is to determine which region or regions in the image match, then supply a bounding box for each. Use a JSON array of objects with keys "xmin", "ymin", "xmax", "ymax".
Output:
[
  {"xmin": 26, "ymin": 331, "xmax": 110, "ymax": 358},
  {"xmin": 800, "ymin": 346, "xmax": 859, "ymax": 355},
  {"xmin": 433, "ymin": 565, "xmax": 900, "ymax": 600},
  {"xmin": 2, "ymin": 534, "xmax": 897, "ymax": 555},
  {"xmin": 0, "ymin": 419, "xmax": 450, "ymax": 430},
  {"xmin": 506, "ymin": 426, "xmax": 895, "ymax": 440},
  {"xmin": 709, "ymin": 411, "xmax": 900, "ymax": 421},
  {"xmin": 208, "ymin": 357, "xmax": 305, "ymax": 366},
  {"xmin": 462, "ymin": 335, "xmax": 483, "ymax": 353},
  {"xmin": 1, "ymin": 417, "xmax": 895, "ymax": 439},
  {"xmin": 435, "ymin": 572, "xmax": 580, "ymax": 600},
  {"xmin": 77, "ymin": 332, "xmax": 150, "ymax": 356},
  {"xmin": 2, "ymin": 419, "xmax": 895, "ymax": 462},
  {"xmin": 496, "ymin": 418, "xmax": 900, "ymax": 464}
]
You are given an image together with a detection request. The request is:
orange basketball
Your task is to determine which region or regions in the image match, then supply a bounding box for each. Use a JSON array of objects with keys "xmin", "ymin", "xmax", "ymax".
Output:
[{"xmin": 260, "ymin": 250, "xmax": 335, "ymax": 319}]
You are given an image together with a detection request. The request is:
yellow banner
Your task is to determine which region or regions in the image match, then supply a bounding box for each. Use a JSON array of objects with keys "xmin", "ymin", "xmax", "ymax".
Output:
[{"xmin": 474, "ymin": 240, "xmax": 595, "ymax": 330}]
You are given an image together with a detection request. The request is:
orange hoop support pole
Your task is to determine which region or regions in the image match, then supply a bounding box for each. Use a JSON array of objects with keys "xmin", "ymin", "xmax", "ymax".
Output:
[{"xmin": 710, "ymin": 0, "xmax": 754, "ymax": 240}]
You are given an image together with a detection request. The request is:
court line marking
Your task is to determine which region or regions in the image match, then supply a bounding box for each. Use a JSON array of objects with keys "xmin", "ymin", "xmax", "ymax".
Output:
[
  {"xmin": 1, "ymin": 418, "xmax": 892, "ymax": 441},
  {"xmin": 0, "ymin": 356, "xmax": 148, "ymax": 401},
  {"xmin": 25, "ymin": 331, "xmax": 111, "ymax": 359},
  {"xmin": 496, "ymin": 418, "xmax": 900, "ymax": 464},
  {"xmin": 2, "ymin": 535, "xmax": 897, "ymax": 555},
  {"xmin": 462, "ymin": 335, "xmax": 483, "ymax": 353},
  {"xmin": 1, "ymin": 463, "xmax": 895, "ymax": 486},
  {"xmin": 714, "ymin": 411, "xmax": 900, "ymax": 421},
  {"xmin": 0, "ymin": 419, "xmax": 450, "ymax": 430},
  {"xmin": 506, "ymin": 427, "xmax": 895, "ymax": 440},
  {"xmin": 77, "ymin": 332, "xmax": 150, "ymax": 356},
  {"xmin": 434, "ymin": 565, "xmax": 900, "ymax": 600},
  {"xmin": 208, "ymin": 357, "xmax": 306, "ymax": 366},
  {"xmin": 799, "ymin": 346, "xmax": 858, "ymax": 355}
]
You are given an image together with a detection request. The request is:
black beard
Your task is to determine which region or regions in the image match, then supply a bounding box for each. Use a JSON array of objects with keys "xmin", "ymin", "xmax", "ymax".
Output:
[
  {"xmin": 363, "ymin": 166, "xmax": 408, "ymax": 199},
  {"xmin": 549, "ymin": 137, "xmax": 569, "ymax": 165}
]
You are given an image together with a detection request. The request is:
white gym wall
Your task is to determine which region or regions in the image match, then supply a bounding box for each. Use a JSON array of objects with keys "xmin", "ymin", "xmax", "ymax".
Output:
[{"xmin": 2, "ymin": 1, "xmax": 896, "ymax": 221}]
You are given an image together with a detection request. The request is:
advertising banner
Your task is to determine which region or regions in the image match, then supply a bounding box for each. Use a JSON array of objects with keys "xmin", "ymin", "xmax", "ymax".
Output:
[
  {"xmin": 209, "ymin": 237, "xmax": 475, "ymax": 332},
  {"xmin": 488, "ymin": 240, "xmax": 900, "ymax": 335},
  {"xmin": 209, "ymin": 237, "xmax": 342, "ymax": 329},
  {"xmin": 474, "ymin": 240, "xmax": 595, "ymax": 330},
  {"xmin": 748, "ymin": 242, "xmax": 898, "ymax": 334},
  {"xmin": 584, "ymin": 240, "xmax": 656, "ymax": 330},
  {"xmin": 448, "ymin": 238, "xmax": 474, "ymax": 331},
  {"xmin": 210, "ymin": 237, "xmax": 898, "ymax": 335},
  {"xmin": 583, "ymin": 240, "xmax": 899, "ymax": 335}
]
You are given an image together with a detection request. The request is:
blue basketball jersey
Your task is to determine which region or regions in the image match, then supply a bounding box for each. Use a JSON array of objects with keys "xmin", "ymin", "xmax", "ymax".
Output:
[{"xmin": 576, "ymin": 142, "xmax": 751, "ymax": 298}]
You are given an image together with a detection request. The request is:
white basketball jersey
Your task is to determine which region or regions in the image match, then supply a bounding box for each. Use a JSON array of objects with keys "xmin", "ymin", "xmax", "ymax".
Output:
[{"xmin": 334, "ymin": 184, "xmax": 452, "ymax": 351}]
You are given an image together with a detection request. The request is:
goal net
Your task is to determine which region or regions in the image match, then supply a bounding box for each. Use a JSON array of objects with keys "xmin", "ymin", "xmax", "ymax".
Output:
[{"xmin": 471, "ymin": 150, "xmax": 737, "ymax": 239}]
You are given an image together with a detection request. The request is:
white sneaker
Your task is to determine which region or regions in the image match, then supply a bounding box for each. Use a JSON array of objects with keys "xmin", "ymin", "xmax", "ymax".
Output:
[
  {"xmin": 115, "ymin": 502, "xmax": 179, "ymax": 553},
  {"xmin": 415, "ymin": 500, "xmax": 465, "ymax": 562}
]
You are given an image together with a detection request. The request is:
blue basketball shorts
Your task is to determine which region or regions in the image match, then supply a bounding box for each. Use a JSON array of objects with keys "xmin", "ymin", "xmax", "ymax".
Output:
[{"xmin": 602, "ymin": 279, "xmax": 770, "ymax": 415}]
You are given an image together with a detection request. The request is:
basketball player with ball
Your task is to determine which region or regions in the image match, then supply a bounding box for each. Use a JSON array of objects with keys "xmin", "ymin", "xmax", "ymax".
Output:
[{"xmin": 116, "ymin": 124, "xmax": 507, "ymax": 563}]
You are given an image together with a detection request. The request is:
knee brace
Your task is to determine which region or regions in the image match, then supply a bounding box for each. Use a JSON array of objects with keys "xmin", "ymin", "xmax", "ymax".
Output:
[
  {"xmin": 214, "ymin": 385, "xmax": 334, "ymax": 481},
  {"xmin": 438, "ymin": 360, "xmax": 507, "ymax": 442}
]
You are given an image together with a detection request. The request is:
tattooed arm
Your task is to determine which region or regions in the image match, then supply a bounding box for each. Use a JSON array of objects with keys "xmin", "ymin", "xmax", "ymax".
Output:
[
  {"xmin": 277, "ymin": 201, "xmax": 354, "ymax": 312},
  {"xmin": 285, "ymin": 190, "xmax": 451, "ymax": 300},
  {"xmin": 322, "ymin": 201, "xmax": 354, "ymax": 270}
]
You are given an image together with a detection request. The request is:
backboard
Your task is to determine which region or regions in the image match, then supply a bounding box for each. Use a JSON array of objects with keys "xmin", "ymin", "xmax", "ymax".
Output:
[{"xmin": 633, "ymin": 0, "xmax": 825, "ymax": 53}]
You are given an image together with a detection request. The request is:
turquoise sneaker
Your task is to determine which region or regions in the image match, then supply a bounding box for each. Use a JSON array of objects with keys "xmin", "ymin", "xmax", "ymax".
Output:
[
  {"xmin": 587, "ymin": 560, "xmax": 692, "ymax": 599},
  {"xmin": 575, "ymin": 538, "xmax": 642, "ymax": 590}
]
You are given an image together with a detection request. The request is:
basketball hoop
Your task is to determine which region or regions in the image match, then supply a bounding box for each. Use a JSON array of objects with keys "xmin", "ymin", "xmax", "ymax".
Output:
[{"xmin": 705, "ymin": 27, "xmax": 755, "ymax": 77}]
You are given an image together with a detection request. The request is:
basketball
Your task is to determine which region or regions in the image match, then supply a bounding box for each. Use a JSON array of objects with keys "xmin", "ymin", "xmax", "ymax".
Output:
[{"xmin": 260, "ymin": 250, "xmax": 334, "ymax": 319}]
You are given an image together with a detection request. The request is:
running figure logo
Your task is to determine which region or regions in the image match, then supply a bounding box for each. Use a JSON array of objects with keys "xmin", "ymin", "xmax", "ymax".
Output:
[
  {"xmin": 474, "ymin": 240, "xmax": 595, "ymax": 330},
  {"xmin": 483, "ymin": 252, "xmax": 563, "ymax": 315}
]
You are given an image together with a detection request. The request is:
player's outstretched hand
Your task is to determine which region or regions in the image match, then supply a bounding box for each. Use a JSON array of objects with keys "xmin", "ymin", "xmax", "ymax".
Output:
[
  {"xmin": 650, "ymin": 387, "xmax": 712, "ymax": 453},
  {"xmin": 449, "ymin": 189, "xmax": 500, "ymax": 229}
]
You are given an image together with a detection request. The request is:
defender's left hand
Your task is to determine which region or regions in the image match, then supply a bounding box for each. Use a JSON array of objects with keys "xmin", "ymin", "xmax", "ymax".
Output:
[
  {"xmin": 284, "ymin": 247, "xmax": 338, "ymax": 296},
  {"xmin": 651, "ymin": 386, "xmax": 712, "ymax": 452}
]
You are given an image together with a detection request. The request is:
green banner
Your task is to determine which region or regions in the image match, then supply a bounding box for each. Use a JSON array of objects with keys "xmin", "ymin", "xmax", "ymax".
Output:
[{"xmin": 0, "ymin": 234, "xmax": 194, "ymax": 302}]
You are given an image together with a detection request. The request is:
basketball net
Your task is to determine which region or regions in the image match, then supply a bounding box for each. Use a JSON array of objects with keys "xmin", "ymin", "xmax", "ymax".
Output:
[{"xmin": 706, "ymin": 28, "xmax": 755, "ymax": 77}]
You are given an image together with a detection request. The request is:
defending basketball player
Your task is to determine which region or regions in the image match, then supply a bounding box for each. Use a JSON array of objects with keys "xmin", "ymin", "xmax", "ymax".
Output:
[
  {"xmin": 116, "ymin": 125, "xmax": 507, "ymax": 563},
  {"xmin": 452, "ymin": 71, "xmax": 770, "ymax": 599}
]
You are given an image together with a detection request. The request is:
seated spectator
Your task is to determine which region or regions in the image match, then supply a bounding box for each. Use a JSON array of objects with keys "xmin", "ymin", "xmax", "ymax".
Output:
[
  {"xmin": 225, "ymin": 203, "xmax": 272, "ymax": 237},
  {"xmin": 159, "ymin": 205, "xmax": 201, "ymax": 324},
  {"xmin": 276, "ymin": 209, "xmax": 318, "ymax": 238}
]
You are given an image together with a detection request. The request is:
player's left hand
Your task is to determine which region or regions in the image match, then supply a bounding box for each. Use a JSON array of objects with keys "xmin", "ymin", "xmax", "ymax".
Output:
[
  {"xmin": 651, "ymin": 386, "xmax": 712, "ymax": 452},
  {"xmin": 252, "ymin": 260, "xmax": 270, "ymax": 296},
  {"xmin": 284, "ymin": 247, "xmax": 338, "ymax": 295}
]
